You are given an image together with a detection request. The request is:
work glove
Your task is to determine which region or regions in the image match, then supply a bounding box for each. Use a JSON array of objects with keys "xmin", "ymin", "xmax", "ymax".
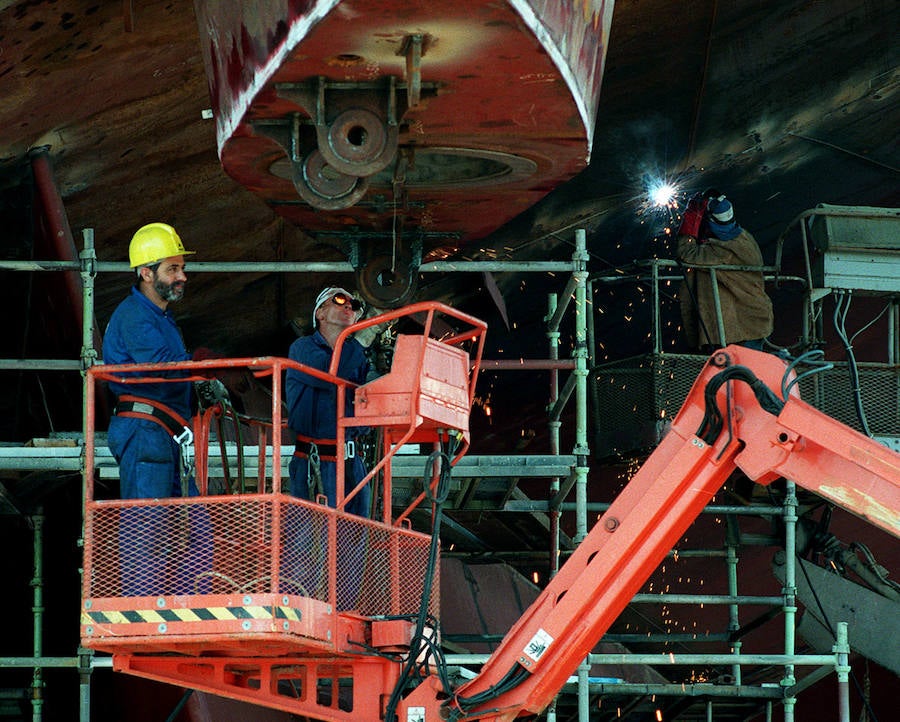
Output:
[{"xmin": 677, "ymin": 193, "xmax": 707, "ymax": 238}]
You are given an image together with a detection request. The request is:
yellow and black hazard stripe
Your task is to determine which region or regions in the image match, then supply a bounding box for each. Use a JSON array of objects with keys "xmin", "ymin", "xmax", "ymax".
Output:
[{"xmin": 81, "ymin": 604, "xmax": 302, "ymax": 626}]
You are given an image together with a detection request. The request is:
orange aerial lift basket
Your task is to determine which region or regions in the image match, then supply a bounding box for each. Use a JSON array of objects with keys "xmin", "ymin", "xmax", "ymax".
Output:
[{"xmin": 79, "ymin": 301, "xmax": 486, "ymax": 720}]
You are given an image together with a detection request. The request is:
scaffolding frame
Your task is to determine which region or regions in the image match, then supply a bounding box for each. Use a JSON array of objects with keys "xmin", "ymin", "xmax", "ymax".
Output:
[
  {"xmin": 587, "ymin": 230, "xmax": 898, "ymax": 720},
  {"xmin": 0, "ymin": 225, "xmax": 876, "ymax": 722}
]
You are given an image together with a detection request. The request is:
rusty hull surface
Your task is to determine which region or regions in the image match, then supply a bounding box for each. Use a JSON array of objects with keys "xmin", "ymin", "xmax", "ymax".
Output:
[{"xmin": 194, "ymin": 0, "xmax": 613, "ymax": 249}]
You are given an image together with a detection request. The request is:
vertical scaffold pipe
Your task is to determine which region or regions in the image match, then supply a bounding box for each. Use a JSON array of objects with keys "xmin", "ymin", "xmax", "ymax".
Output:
[
  {"xmin": 572, "ymin": 229, "xmax": 590, "ymax": 543},
  {"xmin": 782, "ymin": 480, "xmax": 799, "ymax": 721},
  {"xmin": 726, "ymin": 542, "xmax": 742, "ymax": 684},
  {"xmin": 79, "ymin": 229, "xmax": 98, "ymax": 370},
  {"xmin": 572, "ymin": 229, "xmax": 591, "ymax": 722},
  {"xmin": 31, "ymin": 509, "xmax": 44, "ymax": 722},
  {"xmin": 835, "ymin": 622, "xmax": 851, "ymax": 722},
  {"xmin": 547, "ymin": 293, "xmax": 561, "ymax": 579},
  {"xmin": 651, "ymin": 260, "xmax": 662, "ymax": 354},
  {"xmin": 77, "ymin": 647, "xmax": 92, "ymax": 722},
  {"xmin": 79, "ymin": 229, "xmax": 95, "ymax": 721}
]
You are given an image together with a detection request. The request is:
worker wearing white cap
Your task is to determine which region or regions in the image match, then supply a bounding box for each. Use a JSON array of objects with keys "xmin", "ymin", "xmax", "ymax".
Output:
[{"xmin": 284, "ymin": 286, "xmax": 369, "ymax": 606}]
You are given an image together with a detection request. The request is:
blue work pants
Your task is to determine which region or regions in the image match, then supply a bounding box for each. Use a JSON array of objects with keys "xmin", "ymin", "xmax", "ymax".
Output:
[{"xmin": 108, "ymin": 417, "xmax": 213, "ymax": 596}]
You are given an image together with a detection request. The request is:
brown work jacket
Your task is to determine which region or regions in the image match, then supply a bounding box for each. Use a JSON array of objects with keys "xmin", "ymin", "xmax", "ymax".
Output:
[{"xmin": 677, "ymin": 228, "xmax": 774, "ymax": 349}]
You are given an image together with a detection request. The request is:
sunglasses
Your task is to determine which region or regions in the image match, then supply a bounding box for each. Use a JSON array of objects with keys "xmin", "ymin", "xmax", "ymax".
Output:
[{"xmin": 331, "ymin": 294, "xmax": 363, "ymax": 311}]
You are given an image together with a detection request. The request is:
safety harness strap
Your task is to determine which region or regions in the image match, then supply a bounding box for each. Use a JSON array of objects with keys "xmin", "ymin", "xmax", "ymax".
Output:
[
  {"xmin": 293, "ymin": 434, "xmax": 356, "ymax": 462},
  {"xmin": 114, "ymin": 394, "xmax": 195, "ymax": 491},
  {"xmin": 115, "ymin": 394, "xmax": 192, "ymax": 439},
  {"xmin": 293, "ymin": 434, "xmax": 358, "ymax": 503}
]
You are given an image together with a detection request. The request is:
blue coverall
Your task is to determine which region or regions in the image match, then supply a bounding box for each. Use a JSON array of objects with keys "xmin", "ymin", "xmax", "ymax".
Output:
[
  {"xmin": 285, "ymin": 330, "xmax": 370, "ymax": 607},
  {"xmin": 286, "ymin": 329, "xmax": 371, "ymax": 516},
  {"xmin": 104, "ymin": 286, "xmax": 194, "ymax": 497},
  {"xmin": 103, "ymin": 285, "xmax": 211, "ymax": 595}
]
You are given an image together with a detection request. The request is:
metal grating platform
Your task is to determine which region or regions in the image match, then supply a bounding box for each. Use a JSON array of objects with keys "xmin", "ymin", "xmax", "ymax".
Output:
[{"xmin": 593, "ymin": 353, "xmax": 900, "ymax": 458}]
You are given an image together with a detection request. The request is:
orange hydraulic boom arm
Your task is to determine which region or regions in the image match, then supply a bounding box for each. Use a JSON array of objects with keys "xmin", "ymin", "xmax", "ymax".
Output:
[{"xmin": 399, "ymin": 345, "xmax": 900, "ymax": 721}]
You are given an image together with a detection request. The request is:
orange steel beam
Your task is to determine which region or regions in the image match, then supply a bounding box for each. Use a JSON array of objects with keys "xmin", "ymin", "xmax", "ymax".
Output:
[{"xmin": 117, "ymin": 653, "xmax": 400, "ymax": 722}]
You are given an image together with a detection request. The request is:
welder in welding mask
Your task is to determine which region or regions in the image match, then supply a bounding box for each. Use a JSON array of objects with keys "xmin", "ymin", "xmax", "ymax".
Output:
[{"xmin": 675, "ymin": 191, "xmax": 773, "ymax": 352}]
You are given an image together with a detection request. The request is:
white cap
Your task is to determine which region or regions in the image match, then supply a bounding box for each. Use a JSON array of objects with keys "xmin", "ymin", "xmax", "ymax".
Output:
[{"xmin": 312, "ymin": 286, "xmax": 356, "ymax": 327}]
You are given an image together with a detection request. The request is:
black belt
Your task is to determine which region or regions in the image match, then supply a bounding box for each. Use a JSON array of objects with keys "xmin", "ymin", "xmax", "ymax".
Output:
[{"xmin": 293, "ymin": 439, "xmax": 356, "ymax": 462}]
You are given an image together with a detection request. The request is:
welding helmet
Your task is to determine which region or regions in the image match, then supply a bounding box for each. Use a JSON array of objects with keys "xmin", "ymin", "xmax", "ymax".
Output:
[
  {"xmin": 129, "ymin": 222, "xmax": 194, "ymax": 268},
  {"xmin": 312, "ymin": 286, "xmax": 363, "ymax": 327}
]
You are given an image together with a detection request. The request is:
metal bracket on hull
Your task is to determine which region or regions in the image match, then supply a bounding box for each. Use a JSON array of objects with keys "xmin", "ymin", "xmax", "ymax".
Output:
[
  {"xmin": 344, "ymin": 233, "xmax": 424, "ymax": 309},
  {"xmin": 399, "ymin": 34, "xmax": 432, "ymax": 108},
  {"xmin": 278, "ymin": 78, "xmax": 405, "ymax": 177},
  {"xmin": 253, "ymin": 78, "xmax": 436, "ymax": 210}
]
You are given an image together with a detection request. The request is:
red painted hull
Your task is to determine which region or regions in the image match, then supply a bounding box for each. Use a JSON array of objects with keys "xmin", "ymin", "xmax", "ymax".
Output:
[{"xmin": 195, "ymin": 0, "xmax": 612, "ymax": 252}]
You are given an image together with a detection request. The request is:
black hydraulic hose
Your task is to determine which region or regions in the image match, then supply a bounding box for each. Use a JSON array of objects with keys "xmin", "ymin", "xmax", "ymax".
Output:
[
  {"xmin": 385, "ymin": 446, "xmax": 455, "ymax": 721},
  {"xmin": 696, "ymin": 365, "xmax": 785, "ymax": 445},
  {"xmin": 448, "ymin": 664, "xmax": 531, "ymax": 720},
  {"xmin": 214, "ymin": 414, "xmax": 232, "ymax": 494},
  {"xmin": 833, "ymin": 293, "xmax": 874, "ymax": 437},
  {"xmin": 781, "ymin": 349, "xmax": 833, "ymax": 401},
  {"xmin": 213, "ymin": 403, "xmax": 245, "ymax": 493}
]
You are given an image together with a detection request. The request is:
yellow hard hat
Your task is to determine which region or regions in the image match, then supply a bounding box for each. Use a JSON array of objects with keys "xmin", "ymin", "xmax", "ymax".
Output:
[{"xmin": 128, "ymin": 222, "xmax": 194, "ymax": 268}]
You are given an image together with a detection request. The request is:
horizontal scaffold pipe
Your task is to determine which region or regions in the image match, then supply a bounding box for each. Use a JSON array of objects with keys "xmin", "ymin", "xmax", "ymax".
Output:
[
  {"xmin": 480, "ymin": 359, "xmax": 577, "ymax": 370},
  {"xmin": 444, "ymin": 652, "xmax": 839, "ymax": 667},
  {"xmin": 0, "ymin": 656, "xmax": 112, "ymax": 669},
  {"xmin": 505, "ymin": 500, "xmax": 786, "ymax": 516},
  {"xmin": 563, "ymin": 682, "xmax": 785, "ymax": 699},
  {"xmin": 630, "ymin": 594, "xmax": 784, "ymax": 605},
  {"xmin": 0, "ymin": 259, "xmax": 578, "ymax": 274},
  {"xmin": 0, "ymin": 359, "xmax": 82, "ymax": 370}
]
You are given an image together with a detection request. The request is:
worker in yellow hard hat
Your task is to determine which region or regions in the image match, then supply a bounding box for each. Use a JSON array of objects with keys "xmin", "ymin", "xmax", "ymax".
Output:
[
  {"xmin": 126, "ymin": 221, "xmax": 194, "ymax": 302},
  {"xmin": 102, "ymin": 222, "xmax": 212, "ymax": 595}
]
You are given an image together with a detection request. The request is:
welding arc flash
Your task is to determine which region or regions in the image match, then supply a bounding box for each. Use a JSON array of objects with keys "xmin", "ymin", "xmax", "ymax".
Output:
[{"xmin": 650, "ymin": 183, "xmax": 675, "ymax": 207}]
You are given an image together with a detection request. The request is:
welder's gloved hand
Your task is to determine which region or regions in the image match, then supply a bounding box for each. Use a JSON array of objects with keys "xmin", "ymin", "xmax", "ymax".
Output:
[
  {"xmin": 677, "ymin": 193, "xmax": 708, "ymax": 238},
  {"xmin": 350, "ymin": 306, "xmax": 390, "ymax": 349}
]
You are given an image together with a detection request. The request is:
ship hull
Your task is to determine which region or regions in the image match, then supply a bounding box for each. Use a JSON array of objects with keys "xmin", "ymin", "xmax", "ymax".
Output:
[{"xmin": 194, "ymin": 0, "xmax": 613, "ymax": 260}]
